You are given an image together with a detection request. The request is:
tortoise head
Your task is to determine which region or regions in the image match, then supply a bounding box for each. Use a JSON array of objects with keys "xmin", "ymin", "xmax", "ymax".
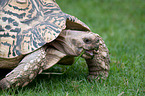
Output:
[{"xmin": 51, "ymin": 30, "xmax": 100, "ymax": 59}]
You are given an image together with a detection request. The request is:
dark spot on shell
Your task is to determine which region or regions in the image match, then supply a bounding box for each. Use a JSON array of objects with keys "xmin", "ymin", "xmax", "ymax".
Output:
[
  {"xmin": 5, "ymin": 25, "xmax": 11, "ymax": 30},
  {"xmin": 16, "ymin": 50, "xmax": 21, "ymax": 56},
  {"xmin": 10, "ymin": 28, "xmax": 21, "ymax": 33},
  {"xmin": 8, "ymin": 18, "xmax": 15, "ymax": 23},
  {"xmin": 0, "ymin": 25, "xmax": 5, "ymax": 31},
  {"xmin": 13, "ymin": 22, "xmax": 19, "ymax": 26},
  {"xmin": 2, "ymin": 17, "xmax": 7, "ymax": 22},
  {"xmin": 12, "ymin": 35, "xmax": 15, "ymax": 38}
]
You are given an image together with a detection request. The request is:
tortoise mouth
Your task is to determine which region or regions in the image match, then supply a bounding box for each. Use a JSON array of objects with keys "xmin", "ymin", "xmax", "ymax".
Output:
[
  {"xmin": 78, "ymin": 48, "xmax": 95, "ymax": 59},
  {"xmin": 82, "ymin": 50, "xmax": 95, "ymax": 59},
  {"xmin": 78, "ymin": 46, "xmax": 99, "ymax": 59},
  {"xmin": 85, "ymin": 50, "xmax": 94, "ymax": 56}
]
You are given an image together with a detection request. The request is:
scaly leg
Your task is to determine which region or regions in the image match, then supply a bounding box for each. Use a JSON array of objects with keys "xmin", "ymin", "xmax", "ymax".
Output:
[
  {"xmin": 0, "ymin": 48, "xmax": 66, "ymax": 89},
  {"xmin": 86, "ymin": 35, "xmax": 110, "ymax": 80}
]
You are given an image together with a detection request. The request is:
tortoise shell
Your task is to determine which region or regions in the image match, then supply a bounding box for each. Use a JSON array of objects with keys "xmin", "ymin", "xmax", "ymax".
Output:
[{"xmin": 0, "ymin": 0, "xmax": 90, "ymax": 58}]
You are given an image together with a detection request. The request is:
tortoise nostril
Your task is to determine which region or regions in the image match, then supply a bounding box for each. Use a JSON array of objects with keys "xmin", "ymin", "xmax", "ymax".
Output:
[{"xmin": 96, "ymin": 39, "xmax": 99, "ymax": 43}]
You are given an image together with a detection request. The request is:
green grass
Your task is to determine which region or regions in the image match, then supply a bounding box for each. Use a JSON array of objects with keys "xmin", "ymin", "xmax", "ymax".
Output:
[{"xmin": 1, "ymin": 0, "xmax": 145, "ymax": 95}]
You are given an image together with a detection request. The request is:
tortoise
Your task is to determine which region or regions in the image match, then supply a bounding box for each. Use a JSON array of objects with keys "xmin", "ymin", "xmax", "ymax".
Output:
[{"xmin": 0, "ymin": 0, "xmax": 110, "ymax": 89}]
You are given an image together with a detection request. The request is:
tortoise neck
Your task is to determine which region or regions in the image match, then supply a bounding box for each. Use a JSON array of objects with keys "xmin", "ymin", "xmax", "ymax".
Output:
[{"xmin": 49, "ymin": 30, "xmax": 78, "ymax": 56}]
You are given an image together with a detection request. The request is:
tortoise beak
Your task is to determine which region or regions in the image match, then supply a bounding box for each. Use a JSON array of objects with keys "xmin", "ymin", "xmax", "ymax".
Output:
[{"xmin": 85, "ymin": 50, "xmax": 94, "ymax": 56}]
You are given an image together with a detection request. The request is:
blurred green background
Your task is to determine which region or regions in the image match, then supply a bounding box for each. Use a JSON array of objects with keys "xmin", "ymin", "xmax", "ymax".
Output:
[{"xmin": 1, "ymin": 0, "xmax": 145, "ymax": 95}]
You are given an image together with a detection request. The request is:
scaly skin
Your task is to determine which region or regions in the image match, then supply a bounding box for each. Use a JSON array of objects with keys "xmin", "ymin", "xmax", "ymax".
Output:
[
  {"xmin": 0, "ymin": 48, "xmax": 66, "ymax": 89},
  {"xmin": 0, "ymin": 48, "xmax": 47, "ymax": 89},
  {"xmin": 44, "ymin": 34, "xmax": 110, "ymax": 80},
  {"xmin": 86, "ymin": 35, "xmax": 110, "ymax": 80}
]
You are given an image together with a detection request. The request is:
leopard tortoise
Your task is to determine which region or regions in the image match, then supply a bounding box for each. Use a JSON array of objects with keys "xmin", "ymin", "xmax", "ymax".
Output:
[{"xmin": 0, "ymin": 0, "xmax": 110, "ymax": 89}]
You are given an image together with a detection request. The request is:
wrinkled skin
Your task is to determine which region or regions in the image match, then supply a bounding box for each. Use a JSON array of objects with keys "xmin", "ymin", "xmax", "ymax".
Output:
[
  {"xmin": 0, "ymin": 30, "xmax": 110, "ymax": 89},
  {"xmin": 51, "ymin": 30, "xmax": 100, "ymax": 58}
]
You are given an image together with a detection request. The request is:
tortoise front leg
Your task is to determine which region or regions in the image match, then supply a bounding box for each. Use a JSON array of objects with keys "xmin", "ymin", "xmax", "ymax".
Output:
[
  {"xmin": 86, "ymin": 36, "xmax": 110, "ymax": 80},
  {"xmin": 0, "ymin": 48, "xmax": 66, "ymax": 89},
  {"xmin": 0, "ymin": 48, "xmax": 47, "ymax": 89}
]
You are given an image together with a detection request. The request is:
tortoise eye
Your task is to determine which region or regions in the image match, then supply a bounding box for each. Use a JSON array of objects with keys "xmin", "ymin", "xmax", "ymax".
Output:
[{"xmin": 83, "ymin": 38, "xmax": 92, "ymax": 44}]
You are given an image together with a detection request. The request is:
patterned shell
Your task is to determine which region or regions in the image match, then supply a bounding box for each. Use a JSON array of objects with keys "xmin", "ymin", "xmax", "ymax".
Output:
[{"xmin": 0, "ymin": 0, "xmax": 90, "ymax": 58}]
